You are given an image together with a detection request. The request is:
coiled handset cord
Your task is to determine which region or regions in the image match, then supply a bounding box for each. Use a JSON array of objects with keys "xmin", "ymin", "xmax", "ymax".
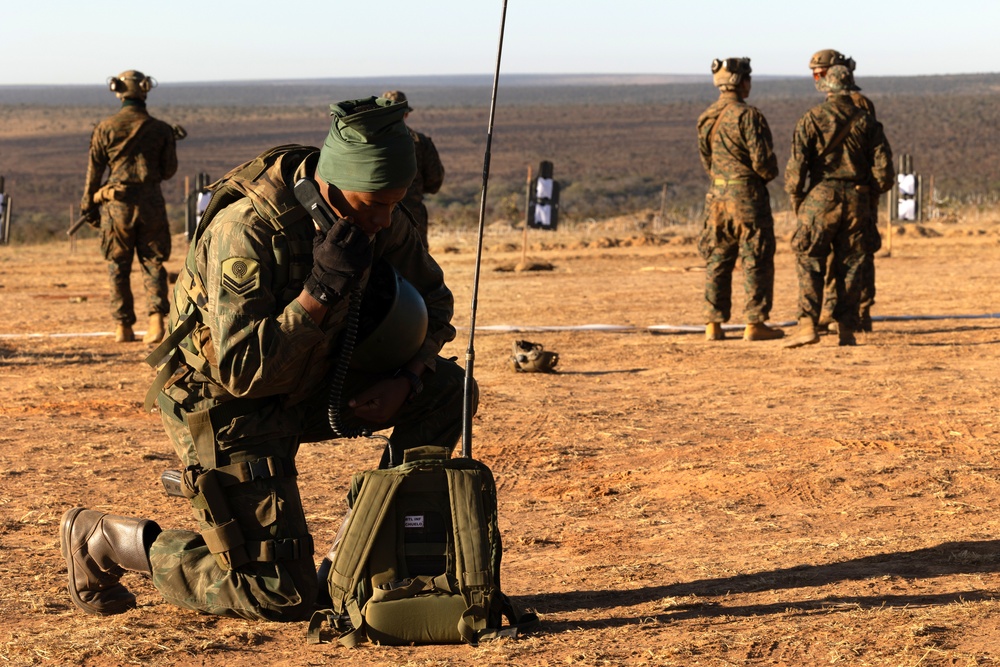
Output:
[{"xmin": 325, "ymin": 283, "xmax": 370, "ymax": 439}]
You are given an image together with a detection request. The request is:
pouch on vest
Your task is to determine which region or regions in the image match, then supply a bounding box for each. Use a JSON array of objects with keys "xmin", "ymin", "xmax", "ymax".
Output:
[{"xmin": 307, "ymin": 446, "xmax": 539, "ymax": 647}]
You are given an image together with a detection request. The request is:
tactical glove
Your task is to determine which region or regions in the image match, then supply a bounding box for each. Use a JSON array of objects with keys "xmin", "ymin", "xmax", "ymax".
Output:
[
  {"xmin": 81, "ymin": 205, "xmax": 101, "ymax": 229},
  {"xmin": 304, "ymin": 218, "xmax": 373, "ymax": 304}
]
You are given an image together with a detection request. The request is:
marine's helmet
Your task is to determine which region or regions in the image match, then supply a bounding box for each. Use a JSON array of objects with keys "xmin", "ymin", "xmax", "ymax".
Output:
[
  {"xmin": 349, "ymin": 260, "xmax": 428, "ymax": 373},
  {"xmin": 819, "ymin": 65, "xmax": 853, "ymax": 93},
  {"xmin": 107, "ymin": 70, "xmax": 156, "ymax": 100},
  {"xmin": 711, "ymin": 57, "xmax": 752, "ymax": 89},
  {"xmin": 380, "ymin": 90, "xmax": 412, "ymax": 112}
]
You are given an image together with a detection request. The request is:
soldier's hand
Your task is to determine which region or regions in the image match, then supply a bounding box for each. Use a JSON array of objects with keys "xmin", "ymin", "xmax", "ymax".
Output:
[
  {"xmin": 304, "ymin": 218, "xmax": 374, "ymax": 305},
  {"xmin": 82, "ymin": 206, "xmax": 101, "ymax": 228},
  {"xmin": 348, "ymin": 377, "xmax": 411, "ymax": 424}
]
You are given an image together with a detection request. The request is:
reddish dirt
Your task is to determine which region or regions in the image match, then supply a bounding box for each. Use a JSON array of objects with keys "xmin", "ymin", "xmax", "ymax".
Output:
[{"xmin": 1, "ymin": 213, "xmax": 1000, "ymax": 666}]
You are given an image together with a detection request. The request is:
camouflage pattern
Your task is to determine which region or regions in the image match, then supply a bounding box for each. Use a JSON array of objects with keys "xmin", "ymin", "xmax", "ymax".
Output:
[
  {"xmin": 819, "ymin": 90, "xmax": 882, "ymax": 326},
  {"xmin": 696, "ymin": 90, "xmax": 779, "ymax": 324},
  {"xmin": 401, "ymin": 127, "xmax": 445, "ymax": 248},
  {"xmin": 82, "ymin": 100, "xmax": 177, "ymax": 325},
  {"xmin": 147, "ymin": 145, "xmax": 463, "ymax": 621},
  {"xmin": 786, "ymin": 90, "xmax": 894, "ymax": 332}
]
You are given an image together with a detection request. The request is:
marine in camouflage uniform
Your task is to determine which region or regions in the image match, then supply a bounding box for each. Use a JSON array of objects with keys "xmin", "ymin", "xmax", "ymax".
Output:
[
  {"xmin": 696, "ymin": 58, "xmax": 784, "ymax": 342},
  {"xmin": 810, "ymin": 51, "xmax": 883, "ymax": 332},
  {"xmin": 382, "ymin": 91, "xmax": 444, "ymax": 249},
  {"xmin": 60, "ymin": 97, "xmax": 473, "ymax": 622},
  {"xmin": 81, "ymin": 70, "xmax": 177, "ymax": 344},
  {"xmin": 783, "ymin": 66, "xmax": 894, "ymax": 348}
]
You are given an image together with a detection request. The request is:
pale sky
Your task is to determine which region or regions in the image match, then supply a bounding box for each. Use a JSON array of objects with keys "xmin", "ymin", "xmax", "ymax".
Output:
[{"xmin": 1, "ymin": 0, "xmax": 995, "ymax": 86}]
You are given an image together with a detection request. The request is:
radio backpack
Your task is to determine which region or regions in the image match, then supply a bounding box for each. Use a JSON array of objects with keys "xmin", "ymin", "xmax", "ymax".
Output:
[{"xmin": 308, "ymin": 446, "xmax": 538, "ymax": 646}]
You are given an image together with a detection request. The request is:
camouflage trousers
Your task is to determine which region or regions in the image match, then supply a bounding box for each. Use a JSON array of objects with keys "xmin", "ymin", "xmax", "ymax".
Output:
[
  {"xmin": 99, "ymin": 190, "xmax": 171, "ymax": 326},
  {"xmin": 821, "ymin": 192, "xmax": 881, "ymax": 323},
  {"xmin": 792, "ymin": 181, "xmax": 873, "ymax": 332},
  {"xmin": 148, "ymin": 357, "xmax": 473, "ymax": 621},
  {"xmin": 401, "ymin": 199, "xmax": 429, "ymax": 249},
  {"xmin": 698, "ymin": 182, "xmax": 776, "ymax": 324}
]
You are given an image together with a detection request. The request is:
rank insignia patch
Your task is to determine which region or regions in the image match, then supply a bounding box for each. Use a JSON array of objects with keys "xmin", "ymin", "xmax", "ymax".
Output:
[{"xmin": 221, "ymin": 257, "xmax": 260, "ymax": 296}]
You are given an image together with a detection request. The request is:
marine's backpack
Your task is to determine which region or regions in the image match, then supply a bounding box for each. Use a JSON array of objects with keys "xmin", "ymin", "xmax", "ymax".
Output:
[{"xmin": 307, "ymin": 446, "xmax": 539, "ymax": 647}]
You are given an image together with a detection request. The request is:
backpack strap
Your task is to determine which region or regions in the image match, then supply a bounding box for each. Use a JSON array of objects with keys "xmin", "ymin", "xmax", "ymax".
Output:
[{"xmin": 327, "ymin": 472, "xmax": 404, "ymax": 622}]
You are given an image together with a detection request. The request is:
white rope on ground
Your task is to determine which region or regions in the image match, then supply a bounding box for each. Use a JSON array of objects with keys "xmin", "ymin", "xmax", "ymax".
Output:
[{"xmin": 1, "ymin": 313, "xmax": 998, "ymax": 340}]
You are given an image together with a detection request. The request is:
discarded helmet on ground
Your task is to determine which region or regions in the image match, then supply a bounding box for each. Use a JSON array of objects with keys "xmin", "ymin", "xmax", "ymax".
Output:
[
  {"xmin": 509, "ymin": 340, "xmax": 559, "ymax": 373},
  {"xmin": 108, "ymin": 70, "xmax": 156, "ymax": 100},
  {"xmin": 711, "ymin": 57, "xmax": 751, "ymax": 88}
]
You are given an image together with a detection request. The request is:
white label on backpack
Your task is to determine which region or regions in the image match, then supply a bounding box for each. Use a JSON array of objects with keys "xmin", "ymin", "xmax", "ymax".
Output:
[{"xmin": 404, "ymin": 515, "xmax": 425, "ymax": 529}]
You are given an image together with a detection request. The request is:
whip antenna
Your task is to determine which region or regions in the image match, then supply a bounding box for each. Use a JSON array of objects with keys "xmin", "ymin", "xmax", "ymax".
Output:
[{"xmin": 462, "ymin": 0, "xmax": 508, "ymax": 459}]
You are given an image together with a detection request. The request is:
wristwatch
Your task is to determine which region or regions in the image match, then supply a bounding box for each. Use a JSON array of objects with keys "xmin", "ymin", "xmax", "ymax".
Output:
[{"xmin": 393, "ymin": 368, "xmax": 424, "ymax": 401}]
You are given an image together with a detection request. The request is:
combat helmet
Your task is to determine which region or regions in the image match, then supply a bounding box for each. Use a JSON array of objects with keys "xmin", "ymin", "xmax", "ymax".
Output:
[
  {"xmin": 349, "ymin": 260, "xmax": 428, "ymax": 373},
  {"xmin": 818, "ymin": 65, "xmax": 853, "ymax": 93},
  {"xmin": 809, "ymin": 49, "xmax": 857, "ymax": 73},
  {"xmin": 107, "ymin": 70, "xmax": 157, "ymax": 100},
  {"xmin": 381, "ymin": 90, "xmax": 412, "ymax": 112},
  {"xmin": 711, "ymin": 57, "xmax": 751, "ymax": 89}
]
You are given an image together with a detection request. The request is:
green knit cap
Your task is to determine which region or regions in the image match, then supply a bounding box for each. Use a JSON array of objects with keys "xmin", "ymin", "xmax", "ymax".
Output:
[{"xmin": 317, "ymin": 97, "xmax": 417, "ymax": 192}]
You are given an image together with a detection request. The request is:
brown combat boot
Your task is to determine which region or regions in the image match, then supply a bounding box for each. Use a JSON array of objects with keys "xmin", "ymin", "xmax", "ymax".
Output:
[
  {"xmin": 60, "ymin": 507, "xmax": 160, "ymax": 615},
  {"xmin": 114, "ymin": 324, "xmax": 135, "ymax": 343},
  {"xmin": 705, "ymin": 322, "xmax": 724, "ymax": 341},
  {"xmin": 859, "ymin": 310, "xmax": 873, "ymax": 333},
  {"xmin": 783, "ymin": 318, "xmax": 820, "ymax": 349},
  {"xmin": 743, "ymin": 322, "xmax": 785, "ymax": 341},
  {"xmin": 142, "ymin": 313, "xmax": 165, "ymax": 344},
  {"xmin": 838, "ymin": 325, "xmax": 857, "ymax": 346}
]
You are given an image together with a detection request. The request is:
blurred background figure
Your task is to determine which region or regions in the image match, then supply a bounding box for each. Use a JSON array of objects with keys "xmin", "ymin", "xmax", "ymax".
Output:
[
  {"xmin": 809, "ymin": 50, "xmax": 881, "ymax": 333},
  {"xmin": 81, "ymin": 69, "xmax": 177, "ymax": 343},
  {"xmin": 382, "ymin": 90, "xmax": 444, "ymax": 249}
]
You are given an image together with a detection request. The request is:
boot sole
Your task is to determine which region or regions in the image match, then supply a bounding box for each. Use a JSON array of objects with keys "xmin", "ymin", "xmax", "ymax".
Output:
[
  {"xmin": 783, "ymin": 335, "xmax": 820, "ymax": 349},
  {"xmin": 60, "ymin": 507, "xmax": 136, "ymax": 615}
]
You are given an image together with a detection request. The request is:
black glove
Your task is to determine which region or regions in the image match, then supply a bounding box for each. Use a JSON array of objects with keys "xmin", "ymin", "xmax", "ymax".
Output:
[
  {"xmin": 304, "ymin": 217, "xmax": 373, "ymax": 304},
  {"xmin": 81, "ymin": 205, "xmax": 101, "ymax": 229}
]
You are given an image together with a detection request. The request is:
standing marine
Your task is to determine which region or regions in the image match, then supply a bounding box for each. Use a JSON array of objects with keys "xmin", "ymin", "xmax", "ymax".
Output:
[
  {"xmin": 810, "ymin": 50, "xmax": 882, "ymax": 332},
  {"xmin": 783, "ymin": 65, "xmax": 894, "ymax": 348},
  {"xmin": 59, "ymin": 97, "xmax": 472, "ymax": 621},
  {"xmin": 80, "ymin": 70, "xmax": 177, "ymax": 344},
  {"xmin": 696, "ymin": 57, "xmax": 784, "ymax": 342},
  {"xmin": 381, "ymin": 90, "xmax": 445, "ymax": 249}
]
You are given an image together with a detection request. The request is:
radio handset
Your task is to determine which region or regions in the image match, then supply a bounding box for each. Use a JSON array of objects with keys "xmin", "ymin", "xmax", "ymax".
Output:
[{"xmin": 293, "ymin": 178, "xmax": 337, "ymax": 234}]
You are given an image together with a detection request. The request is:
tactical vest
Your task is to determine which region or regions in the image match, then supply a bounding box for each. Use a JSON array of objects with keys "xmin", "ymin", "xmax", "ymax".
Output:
[{"xmin": 145, "ymin": 144, "xmax": 319, "ymax": 407}]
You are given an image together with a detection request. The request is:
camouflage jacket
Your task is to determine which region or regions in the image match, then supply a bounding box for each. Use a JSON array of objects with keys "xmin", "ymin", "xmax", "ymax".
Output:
[
  {"xmin": 697, "ymin": 91, "xmax": 778, "ymax": 184},
  {"xmin": 784, "ymin": 92, "xmax": 894, "ymax": 206},
  {"xmin": 403, "ymin": 127, "xmax": 445, "ymax": 205},
  {"xmin": 167, "ymin": 145, "xmax": 455, "ymax": 407},
  {"xmin": 81, "ymin": 101, "xmax": 177, "ymax": 210}
]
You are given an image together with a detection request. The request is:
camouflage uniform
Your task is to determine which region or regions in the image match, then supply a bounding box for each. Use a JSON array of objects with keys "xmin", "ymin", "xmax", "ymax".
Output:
[
  {"xmin": 785, "ymin": 88, "xmax": 894, "ymax": 334},
  {"xmin": 820, "ymin": 90, "xmax": 882, "ymax": 328},
  {"xmin": 145, "ymin": 146, "xmax": 465, "ymax": 621},
  {"xmin": 697, "ymin": 90, "xmax": 779, "ymax": 325},
  {"xmin": 401, "ymin": 127, "xmax": 444, "ymax": 248},
  {"xmin": 81, "ymin": 99, "xmax": 177, "ymax": 326}
]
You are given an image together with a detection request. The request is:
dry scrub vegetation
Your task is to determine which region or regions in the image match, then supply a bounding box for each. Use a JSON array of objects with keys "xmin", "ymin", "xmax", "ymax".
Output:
[{"xmin": 1, "ymin": 206, "xmax": 999, "ymax": 665}]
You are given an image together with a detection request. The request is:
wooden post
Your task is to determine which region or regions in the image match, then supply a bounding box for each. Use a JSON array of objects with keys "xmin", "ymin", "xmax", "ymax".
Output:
[
  {"xmin": 520, "ymin": 165, "xmax": 532, "ymax": 266},
  {"xmin": 658, "ymin": 183, "xmax": 667, "ymax": 230},
  {"xmin": 69, "ymin": 204, "xmax": 76, "ymax": 253},
  {"xmin": 885, "ymin": 193, "xmax": 892, "ymax": 257}
]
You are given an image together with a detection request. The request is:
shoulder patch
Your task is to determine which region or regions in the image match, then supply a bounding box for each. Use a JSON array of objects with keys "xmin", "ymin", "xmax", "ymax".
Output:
[{"xmin": 221, "ymin": 257, "xmax": 260, "ymax": 296}]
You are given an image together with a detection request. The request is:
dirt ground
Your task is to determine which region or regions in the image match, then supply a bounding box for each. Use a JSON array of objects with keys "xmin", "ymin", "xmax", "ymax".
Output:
[{"xmin": 1, "ymin": 212, "xmax": 999, "ymax": 666}]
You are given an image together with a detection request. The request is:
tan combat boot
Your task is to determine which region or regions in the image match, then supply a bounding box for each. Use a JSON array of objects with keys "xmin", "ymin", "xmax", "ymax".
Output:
[
  {"xmin": 114, "ymin": 323, "xmax": 135, "ymax": 343},
  {"xmin": 743, "ymin": 322, "xmax": 785, "ymax": 341},
  {"xmin": 705, "ymin": 322, "xmax": 724, "ymax": 341},
  {"xmin": 783, "ymin": 318, "xmax": 820, "ymax": 349},
  {"xmin": 142, "ymin": 313, "xmax": 165, "ymax": 344},
  {"xmin": 60, "ymin": 508, "xmax": 160, "ymax": 615}
]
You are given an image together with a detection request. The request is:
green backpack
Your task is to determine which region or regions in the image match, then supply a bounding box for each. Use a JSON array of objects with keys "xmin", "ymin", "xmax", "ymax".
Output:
[{"xmin": 307, "ymin": 446, "xmax": 539, "ymax": 647}]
